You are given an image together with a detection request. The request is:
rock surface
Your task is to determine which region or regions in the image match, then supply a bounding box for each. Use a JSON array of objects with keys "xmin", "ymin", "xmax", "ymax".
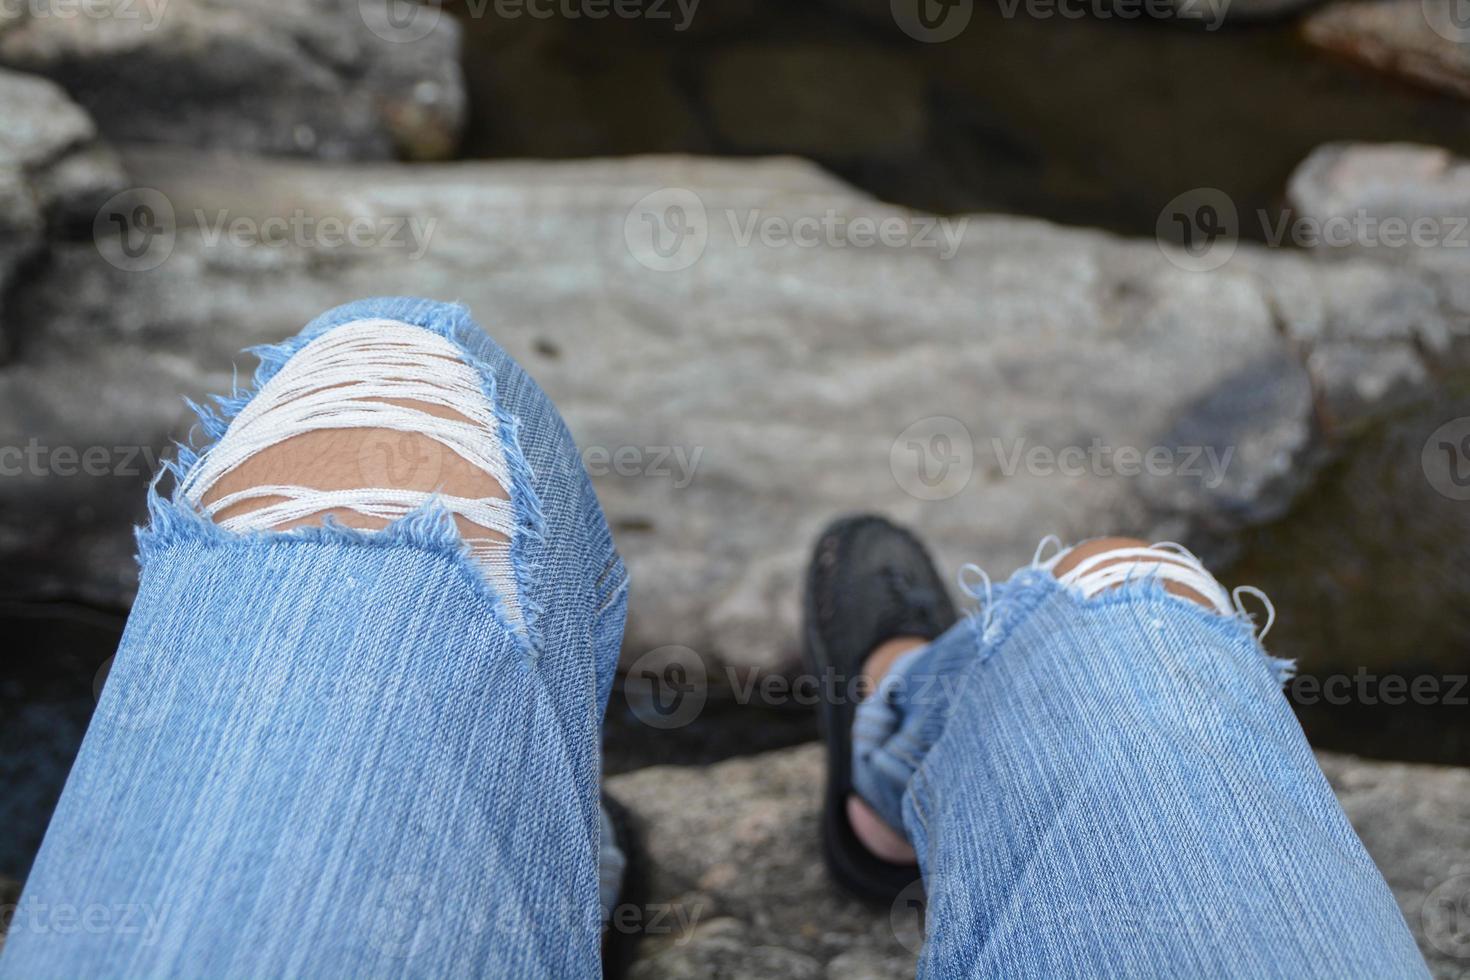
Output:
[
  {"xmin": 608, "ymin": 742, "xmax": 1470, "ymax": 978},
  {"xmin": 1280, "ymin": 141, "xmax": 1470, "ymax": 422},
  {"xmin": 0, "ymin": 147, "xmax": 1462, "ymax": 681},
  {"xmin": 1304, "ymin": 0, "xmax": 1470, "ymax": 102},
  {"xmin": 0, "ymin": 67, "xmax": 123, "ymax": 358},
  {"xmin": 0, "ymin": 0, "xmax": 465, "ymax": 160},
  {"xmin": 1287, "ymin": 141, "xmax": 1470, "ymax": 272}
]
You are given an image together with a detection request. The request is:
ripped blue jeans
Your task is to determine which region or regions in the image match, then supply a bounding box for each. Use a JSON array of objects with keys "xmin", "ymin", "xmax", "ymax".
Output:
[
  {"xmin": 854, "ymin": 563, "xmax": 1429, "ymax": 978},
  {"xmin": 0, "ymin": 299, "xmax": 628, "ymax": 978}
]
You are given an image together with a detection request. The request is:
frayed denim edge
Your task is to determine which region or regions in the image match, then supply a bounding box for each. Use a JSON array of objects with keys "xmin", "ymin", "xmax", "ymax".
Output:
[
  {"xmin": 903, "ymin": 568, "xmax": 1295, "ymax": 834},
  {"xmin": 136, "ymin": 301, "xmax": 547, "ymax": 659},
  {"xmin": 985, "ymin": 569, "xmax": 1296, "ymax": 688}
]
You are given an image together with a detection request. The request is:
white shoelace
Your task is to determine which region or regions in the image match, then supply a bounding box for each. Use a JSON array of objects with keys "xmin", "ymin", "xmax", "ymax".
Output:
[{"xmin": 179, "ymin": 318, "xmax": 522, "ymax": 622}]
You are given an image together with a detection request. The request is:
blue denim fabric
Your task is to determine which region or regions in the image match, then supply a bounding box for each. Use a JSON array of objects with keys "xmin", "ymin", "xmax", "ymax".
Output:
[
  {"xmin": 0, "ymin": 299, "xmax": 627, "ymax": 978},
  {"xmin": 855, "ymin": 565, "xmax": 1429, "ymax": 978}
]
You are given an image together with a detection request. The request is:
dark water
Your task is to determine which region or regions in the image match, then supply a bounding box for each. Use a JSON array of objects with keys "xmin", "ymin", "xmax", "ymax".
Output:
[
  {"xmin": 1230, "ymin": 389, "xmax": 1470, "ymax": 767},
  {"xmin": 453, "ymin": 0, "xmax": 1470, "ymax": 238},
  {"xmin": 0, "ymin": 602, "xmax": 121, "ymax": 882}
]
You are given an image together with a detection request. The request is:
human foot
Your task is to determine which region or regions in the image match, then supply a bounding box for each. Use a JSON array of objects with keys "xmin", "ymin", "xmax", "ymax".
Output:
[
  {"xmin": 841, "ymin": 536, "xmax": 1235, "ymax": 868},
  {"xmin": 802, "ymin": 515, "xmax": 956, "ymax": 902}
]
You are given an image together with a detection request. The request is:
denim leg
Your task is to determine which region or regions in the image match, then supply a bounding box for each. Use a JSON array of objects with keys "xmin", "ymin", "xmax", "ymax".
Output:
[
  {"xmin": 0, "ymin": 300, "xmax": 627, "ymax": 978},
  {"xmin": 865, "ymin": 567, "xmax": 1428, "ymax": 979}
]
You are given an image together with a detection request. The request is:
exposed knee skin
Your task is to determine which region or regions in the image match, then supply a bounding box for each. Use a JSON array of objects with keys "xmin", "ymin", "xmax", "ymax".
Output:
[
  {"xmin": 201, "ymin": 401, "xmax": 508, "ymax": 540},
  {"xmin": 1051, "ymin": 536, "xmax": 1215, "ymax": 610},
  {"xmin": 184, "ymin": 319, "xmax": 524, "ymax": 619},
  {"xmin": 848, "ymin": 536, "xmax": 1227, "ymax": 863}
]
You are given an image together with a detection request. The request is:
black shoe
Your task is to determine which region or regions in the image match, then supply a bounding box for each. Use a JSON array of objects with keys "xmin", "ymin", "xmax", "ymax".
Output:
[{"xmin": 802, "ymin": 514, "xmax": 957, "ymax": 905}]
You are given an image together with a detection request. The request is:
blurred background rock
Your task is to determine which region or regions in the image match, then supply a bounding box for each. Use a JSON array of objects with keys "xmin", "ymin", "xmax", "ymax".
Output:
[{"xmin": 0, "ymin": 0, "xmax": 1467, "ymax": 974}]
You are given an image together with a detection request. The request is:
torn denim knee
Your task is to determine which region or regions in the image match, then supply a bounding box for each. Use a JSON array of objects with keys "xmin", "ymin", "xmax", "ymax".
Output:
[
  {"xmin": 850, "ymin": 537, "xmax": 1290, "ymax": 835},
  {"xmin": 141, "ymin": 313, "xmax": 544, "ymax": 645}
]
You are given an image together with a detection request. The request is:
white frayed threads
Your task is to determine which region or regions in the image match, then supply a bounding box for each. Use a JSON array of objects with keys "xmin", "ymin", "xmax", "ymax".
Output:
[
  {"xmin": 1035, "ymin": 537, "xmax": 1275, "ymax": 641},
  {"xmin": 179, "ymin": 318, "xmax": 522, "ymax": 622}
]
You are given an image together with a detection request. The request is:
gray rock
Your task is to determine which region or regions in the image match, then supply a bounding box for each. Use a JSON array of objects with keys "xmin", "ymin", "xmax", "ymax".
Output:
[
  {"xmin": 0, "ymin": 150, "xmax": 1459, "ymax": 681},
  {"xmin": 1318, "ymin": 753, "xmax": 1470, "ymax": 978},
  {"xmin": 1286, "ymin": 142, "xmax": 1470, "ymax": 280},
  {"xmin": 608, "ymin": 742, "xmax": 1470, "ymax": 978},
  {"xmin": 0, "ymin": 67, "xmax": 124, "ymax": 357},
  {"xmin": 1269, "ymin": 142, "xmax": 1470, "ymax": 427},
  {"xmin": 1304, "ymin": 0, "xmax": 1470, "ymax": 102},
  {"xmin": 608, "ymin": 744, "xmax": 912, "ymax": 977},
  {"xmin": 0, "ymin": 0, "xmax": 465, "ymax": 160}
]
